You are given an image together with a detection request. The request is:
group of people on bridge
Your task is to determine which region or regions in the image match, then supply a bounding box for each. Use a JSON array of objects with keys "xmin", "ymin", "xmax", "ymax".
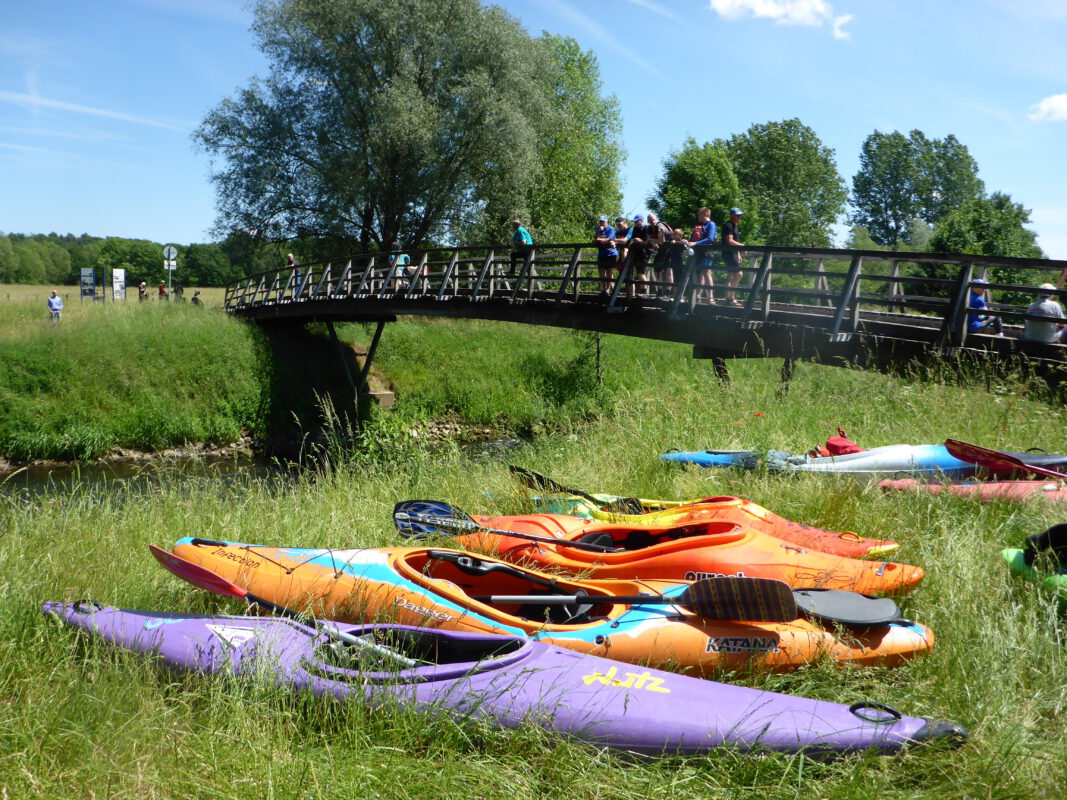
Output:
[{"xmin": 509, "ymin": 207, "xmax": 746, "ymax": 305}]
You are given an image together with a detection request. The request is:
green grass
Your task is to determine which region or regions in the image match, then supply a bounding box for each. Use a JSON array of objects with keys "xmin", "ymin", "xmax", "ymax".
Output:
[
  {"xmin": 2, "ymin": 317, "xmax": 1067, "ymax": 797},
  {"xmin": 0, "ymin": 297, "xmax": 265, "ymax": 460}
]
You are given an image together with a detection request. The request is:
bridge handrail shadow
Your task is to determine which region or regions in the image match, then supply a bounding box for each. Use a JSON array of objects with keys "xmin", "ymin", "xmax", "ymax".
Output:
[{"xmin": 224, "ymin": 243, "xmax": 1067, "ymax": 366}]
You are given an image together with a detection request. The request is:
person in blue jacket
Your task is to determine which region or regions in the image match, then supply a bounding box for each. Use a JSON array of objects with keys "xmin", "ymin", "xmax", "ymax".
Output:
[
  {"xmin": 968, "ymin": 278, "xmax": 1003, "ymax": 335},
  {"xmin": 690, "ymin": 206, "xmax": 718, "ymax": 304},
  {"xmin": 509, "ymin": 220, "xmax": 533, "ymax": 275}
]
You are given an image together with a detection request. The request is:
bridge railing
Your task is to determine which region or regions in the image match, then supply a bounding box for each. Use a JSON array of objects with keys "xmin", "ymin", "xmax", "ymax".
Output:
[{"xmin": 225, "ymin": 243, "xmax": 1067, "ymax": 349}]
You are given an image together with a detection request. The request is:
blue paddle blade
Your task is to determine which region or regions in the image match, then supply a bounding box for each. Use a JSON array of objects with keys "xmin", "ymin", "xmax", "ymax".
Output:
[{"xmin": 393, "ymin": 500, "xmax": 475, "ymax": 539}]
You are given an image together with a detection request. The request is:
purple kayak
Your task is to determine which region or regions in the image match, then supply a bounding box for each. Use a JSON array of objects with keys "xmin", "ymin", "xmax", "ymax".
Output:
[{"xmin": 43, "ymin": 602, "xmax": 966, "ymax": 757}]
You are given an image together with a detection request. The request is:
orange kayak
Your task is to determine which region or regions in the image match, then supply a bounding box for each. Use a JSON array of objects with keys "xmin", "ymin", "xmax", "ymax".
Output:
[
  {"xmin": 170, "ymin": 538, "xmax": 934, "ymax": 674},
  {"xmin": 527, "ymin": 494, "xmax": 898, "ymax": 559},
  {"xmin": 432, "ymin": 513, "xmax": 922, "ymax": 594}
]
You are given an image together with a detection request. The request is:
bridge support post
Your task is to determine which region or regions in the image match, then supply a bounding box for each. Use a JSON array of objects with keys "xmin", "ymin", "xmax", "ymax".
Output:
[
  {"xmin": 711, "ymin": 356, "xmax": 730, "ymax": 383},
  {"xmin": 326, "ymin": 319, "xmax": 391, "ymax": 412}
]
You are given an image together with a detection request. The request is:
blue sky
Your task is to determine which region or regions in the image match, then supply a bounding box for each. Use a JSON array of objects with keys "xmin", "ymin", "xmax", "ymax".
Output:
[{"xmin": 2, "ymin": 0, "xmax": 1066, "ymax": 258}]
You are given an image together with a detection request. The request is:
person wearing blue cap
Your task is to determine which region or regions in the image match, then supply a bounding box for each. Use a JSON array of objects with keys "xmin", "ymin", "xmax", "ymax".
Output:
[
  {"xmin": 594, "ymin": 216, "xmax": 617, "ymax": 294},
  {"xmin": 628, "ymin": 214, "xmax": 650, "ymax": 297},
  {"xmin": 968, "ymin": 278, "xmax": 1003, "ymax": 335},
  {"xmin": 721, "ymin": 208, "xmax": 745, "ymax": 305}
]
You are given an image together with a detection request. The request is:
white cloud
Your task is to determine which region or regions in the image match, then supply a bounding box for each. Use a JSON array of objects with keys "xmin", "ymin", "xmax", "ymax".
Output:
[
  {"xmin": 710, "ymin": 0, "xmax": 852, "ymax": 36},
  {"xmin": 0, "ymin": 90, "xmax": 190, "ymax": 133},
  {"xmin": 1029, "ymin": 94, "xmax": 1067, "ymax": 122}
]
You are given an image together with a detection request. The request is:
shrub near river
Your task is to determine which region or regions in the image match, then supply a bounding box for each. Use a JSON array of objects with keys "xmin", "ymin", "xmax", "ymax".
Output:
[{"xmin": 2, "ymin": 308, "xmax": 1067, "ymax": 797}]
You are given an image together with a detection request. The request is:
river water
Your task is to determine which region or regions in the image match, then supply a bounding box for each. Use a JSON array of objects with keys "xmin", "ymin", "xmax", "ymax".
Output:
[
  {"xmin": 0, "ymin": 455, "xmax": 286, "ymax": 497},
  {"xmin": 0, "ymin": 435, "xmax": 525, "ymax": 498}
]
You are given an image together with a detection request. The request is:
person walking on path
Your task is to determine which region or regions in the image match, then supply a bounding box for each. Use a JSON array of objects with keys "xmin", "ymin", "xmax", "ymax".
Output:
[
  {"xmin": 158, "ymin": 282, "xmax": 168, "ymax": 302},
  {"xmin": 509, "ymin": 220, "xmax": 534, "ymax": 275},
  {"xmin": 47, "ymin": 290, "xmax": 63, "ymax": 322},
  {"xmin": 138, "ymin": 282, "xmax": 147, "ymax": 302},
  {"xmin": 594, "ymin": 216, "xmax": 618, "ymax": 294},
  {"xmin": 720, "ymin": 208, "xmax": 745, "ymax": 305},
  {"xmin": 1023, "ymin": 283, "xmax": 1067, "ymax": 343},
  {"xmin": 690, "ymin": 206, "xmax": 718, "ymax": 304}
]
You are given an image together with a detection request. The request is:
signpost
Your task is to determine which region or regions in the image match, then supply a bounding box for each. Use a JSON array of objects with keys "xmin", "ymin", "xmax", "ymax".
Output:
[
  {"xmin": 112, "ymin": 268, "xmax": 126, "ymax": 301},
  {"xmin": 80, "ymin": 268, "xmax": 96, "ymax": 301},
  {"xmin": 163, "ymin": 245, "xmax": 178, "ymax": 297}
]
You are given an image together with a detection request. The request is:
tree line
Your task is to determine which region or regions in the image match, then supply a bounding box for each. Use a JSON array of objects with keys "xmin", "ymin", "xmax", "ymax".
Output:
[{"xmin": 3, "ymin": 0, "xmax": 1046, "ymax": 288}]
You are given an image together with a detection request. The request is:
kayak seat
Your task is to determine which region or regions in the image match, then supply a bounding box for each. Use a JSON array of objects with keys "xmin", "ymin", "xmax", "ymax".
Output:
[{"xmin": 576, "ymin": 532, "xmax": 617, "ymax": 550}]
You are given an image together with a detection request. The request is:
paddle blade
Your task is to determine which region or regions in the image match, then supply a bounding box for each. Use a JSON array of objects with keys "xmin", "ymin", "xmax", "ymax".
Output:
[
  {"xmin": 793, "ymin": 588, "xmax": 902, "ymax": 627},
  {"xmin": 393, "ymin": 500, "xmax": 479, "ymax": 539},
  {"xmin": 945, "ymin": 439, "xmax": 1067, "ymax": 480},
  {"xmin": 149, "ymin": 544, "xmax": 249, "ymax": 600},
  {"xmin": 682, "ymin": 577, "xmax": 797, "ymax": 623}
]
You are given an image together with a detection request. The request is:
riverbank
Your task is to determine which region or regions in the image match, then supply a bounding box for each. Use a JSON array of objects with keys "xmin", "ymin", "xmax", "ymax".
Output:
[{"xmin": 8, "ymin": 363, "xmax": 1067, "ymax": 797}]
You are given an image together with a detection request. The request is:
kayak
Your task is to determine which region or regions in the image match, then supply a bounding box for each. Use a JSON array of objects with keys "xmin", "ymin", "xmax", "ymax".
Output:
[
  {"xmin": 43, "ymin": 602, "xmax": 966, "ymax": 756},
  {"xmin": 400, "ymin": 506, "xmax": 923, "ymax": 595},
  {"xmin": 526, "ymin": 495, "xmax": 898, "ymax": 559},
  {"xmin": 661, "ymin": 444, "xmax": 1067, "ymax": 479},
  {"xmin": 168, "ymin": 538, "xmax": 935, "ymax": 673},
  {"xmin": 1002, "ymin": 525, "xmax": 1067, "ymax": 599},
  {"xmin": 880, "ymin": 478, "xmax": 1067, "ymax": 503}
]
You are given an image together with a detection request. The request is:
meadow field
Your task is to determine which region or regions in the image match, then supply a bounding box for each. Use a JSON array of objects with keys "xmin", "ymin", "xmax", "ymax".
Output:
[{"xmin": 1, "ymin": 295, "xmax": 1065, "ymax": 798}]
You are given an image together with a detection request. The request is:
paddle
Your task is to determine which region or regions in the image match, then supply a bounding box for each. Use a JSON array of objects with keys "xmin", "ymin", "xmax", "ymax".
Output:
[
  {"xmin": 944, "ymin": 439, "xmax": 1067, "ymax": 480},
  {"xmin": 471, "ymin": 574, "xmax": 800, "ymax": 623},
  {"xmin": 508, "ymin": 465, "xmax": 646, "ymax": 514},
  {"xmin": 148, "ymin": 545, "xmax": 421, "ymax": 667},
  {"xmin": 393, "ymin": 500, "xmax": 618, "ymax": 552}
]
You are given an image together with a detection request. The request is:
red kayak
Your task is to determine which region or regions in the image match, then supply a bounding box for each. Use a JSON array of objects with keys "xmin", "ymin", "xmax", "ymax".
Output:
[{"xmin": 879, "ymin": 478, "xmax": 1067, "ymax": 503}]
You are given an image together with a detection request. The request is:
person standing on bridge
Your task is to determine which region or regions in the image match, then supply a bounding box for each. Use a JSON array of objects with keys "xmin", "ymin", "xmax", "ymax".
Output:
[
  {"xmin": 967, "ymin": 278, "xmax": 1003, "ymax": 336},
  {"xmin": 690, "ymin": 207, "xmax": 718, "ymax": 304},
  {"xmin": 509, "ymin": 220, "xmax": 533, "ymax": 276},
  {"xmin": 1023, "ymin": 283, "xmax": 1066, "ymax": 343},
  {"xmin": 389, "ymin": 242, "xmax": 411, "ymax": 292},
  {"xmin": 594, "ymin": 216, "xmax": 617, "ymax": 294},
  {"xmin": 720, "ymin": 208, "xmax": 745, "ymax": 306}
]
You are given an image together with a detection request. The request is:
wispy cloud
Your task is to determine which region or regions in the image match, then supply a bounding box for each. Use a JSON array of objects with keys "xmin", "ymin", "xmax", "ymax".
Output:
[
  {"xmin": 0, "ymin": 90, "xmax": 191, "ymax": 133},
  {"xmin": 627, "ymin": 0, "xmax": 685, "ymax": 24},
  {"xmin": 121, "ymin": 0, "xmax": 249, "ymax": 25},
  {"xmin": 1029, "ymin": 94, "xmax": 1067, "ymax": 122},
  {"xmin": 709, "ymin": 0, "xmax": 853, "ymax": 38},
  {"xmin": 0, "ymin": 30, "xmax": 73, "ymax": 65},
  {"xmin": 530, "ymin": 0, "xmax": 663, "ymax": 78}
]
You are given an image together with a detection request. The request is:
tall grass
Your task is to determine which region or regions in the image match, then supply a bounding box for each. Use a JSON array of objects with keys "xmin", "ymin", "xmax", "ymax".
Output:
[
  {"xmin": 0, "ymin": 299, "xmax": 265, "ymax": 460},
  {"xmin": 2, "ymin": 316, "xmax": 1066, "ymax": 797}
]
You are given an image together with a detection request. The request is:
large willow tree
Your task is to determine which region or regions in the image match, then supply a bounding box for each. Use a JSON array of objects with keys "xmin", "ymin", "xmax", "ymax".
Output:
[{"xmin": 196, "ymin": 0, "xmax": 555, "ymax": 251}]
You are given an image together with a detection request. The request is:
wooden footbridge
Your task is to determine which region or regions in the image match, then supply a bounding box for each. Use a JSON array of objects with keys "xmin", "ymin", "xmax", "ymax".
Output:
[{"xmin": 224, "ymin": 242, "xmax": 1067, "ymax": 390}]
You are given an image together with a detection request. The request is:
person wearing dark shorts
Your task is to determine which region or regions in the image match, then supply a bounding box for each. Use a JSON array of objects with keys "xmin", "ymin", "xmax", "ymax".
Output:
[
  {"xmin": 721, "ymin": 207, "xmax": 745, "ymax": 306},
  {"xmin": 594, "ymin": 216, "xmax": 617, "ymax": 294}
]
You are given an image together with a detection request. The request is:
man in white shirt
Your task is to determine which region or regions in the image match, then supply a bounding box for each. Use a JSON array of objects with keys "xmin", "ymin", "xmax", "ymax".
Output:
[{"xmin": 1023, "ymin": 283, "xmax": 1066, "ymax": 343}]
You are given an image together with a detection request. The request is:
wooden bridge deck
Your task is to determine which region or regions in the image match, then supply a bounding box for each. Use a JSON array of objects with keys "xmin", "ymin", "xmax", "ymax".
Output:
[{"xmin": 224, "ymin": 243, "xmax": 1067, "ymax": 373}]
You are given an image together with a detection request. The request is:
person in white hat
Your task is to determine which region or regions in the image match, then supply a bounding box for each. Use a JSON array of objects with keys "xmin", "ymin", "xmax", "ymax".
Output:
[{"xmin": 1023, "ymin": 283, "xmax": 1066, "ymax": 343}]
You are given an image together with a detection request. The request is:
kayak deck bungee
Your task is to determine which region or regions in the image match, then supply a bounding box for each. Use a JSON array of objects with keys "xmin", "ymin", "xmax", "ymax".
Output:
[
  {"xmin": 396, "ymin": 503, "xmax": 923, "ymax": 595},
  {"xmin": 168, "ymin": 538, "xmax": 935, "ymax": 673},
  {"xmin": 522, "ymin": 495, "xmax": 898, "ymax": 559},
  {"xmin": 880, "ymin": 478, "xmax": 1067, "ymax": 503},
  {"xmin": 44, "ymin": 602, "xmax": 967, "ymax": 756}
]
